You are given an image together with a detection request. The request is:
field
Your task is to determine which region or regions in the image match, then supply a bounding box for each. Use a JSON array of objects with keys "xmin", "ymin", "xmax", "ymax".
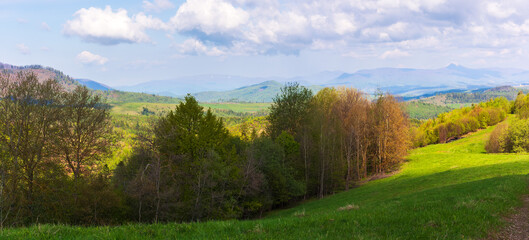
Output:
[
  {"xmin": 3, "ymin": 118, "xmax": 529, "ymax": 239},
  {"xmin": 109, "ymin": 102, "xmax": 269, "ymax": 116}
]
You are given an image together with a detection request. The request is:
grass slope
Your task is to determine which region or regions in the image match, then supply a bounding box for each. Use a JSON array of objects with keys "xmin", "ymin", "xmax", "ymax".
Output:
[{"xmin": 4, "ymin": 121, "xmax": 529, "ymax": 239}]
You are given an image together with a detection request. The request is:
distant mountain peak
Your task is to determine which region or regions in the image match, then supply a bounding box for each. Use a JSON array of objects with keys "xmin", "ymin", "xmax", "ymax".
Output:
[{"xmin": 446, "ymin": 63, "xmax": 464, "ymax": 70}]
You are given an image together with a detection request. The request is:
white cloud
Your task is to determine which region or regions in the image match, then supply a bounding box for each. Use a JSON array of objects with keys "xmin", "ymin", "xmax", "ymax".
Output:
[
  {"xmin": 41, "ymin": 22, "xmax": 51, "ymax": 31},
  {"xmin": 486, "ymin": 2, "xmax": 516, "ymax": 19},
  {"xmin": 143, "ymin": 0, "xmax": 175, "ymax": 12},
  {"xmin": 170, "ymin": 0, "xmax": 249, "ymax": 34},
  {"xmin": 76, "ymin": 51, "xmax": 109, "ymax": 65},
  {"xmin": 174, "ymin": 38, "xmax": 225, "ymax": 56},
  {"xmin": 64, "ymin": 6, "xmax": 166, "ymax": 45},
  {"xmin": 59, "ymin": 0, "xmax": 529, "ymax": 59},
  {"xmin": 16, "ymin": 43, "xmax": 30, "ymax": 55},
  {"xmin": 380, "ymin": 49, "xmax": 410, "ymax": 59}
]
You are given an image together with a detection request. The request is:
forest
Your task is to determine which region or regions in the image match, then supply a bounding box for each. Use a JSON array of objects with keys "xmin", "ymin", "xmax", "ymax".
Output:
[{"xmin": 0, "ymin": 73, "xmax": 410, "ymax": 226}]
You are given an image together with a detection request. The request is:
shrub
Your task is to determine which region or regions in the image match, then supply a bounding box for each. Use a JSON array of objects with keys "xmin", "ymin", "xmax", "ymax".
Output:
[{"xmin": 485, "ymin": 122, "xmax": 509, "ymax": 153}]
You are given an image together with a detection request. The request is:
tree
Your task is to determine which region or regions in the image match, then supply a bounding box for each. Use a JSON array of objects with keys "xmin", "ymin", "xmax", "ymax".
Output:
[
  {"xmin": 312, "ymin": 88, "xmax": 340, "ymax": 197},
  {"xmin": 267, "ymin": 82, "xmax": 313, "ymax": 139},
  {"xmin": 372, "ymin": 94, "xmax": 409, "ymax": 173},
  {"xmin": 333, "ymin": 88, "xmax": 370, "ymax": 189},
  {"xmin": 0, "ymin": 72, "xmax": 62, "ymax": 222},
  {"xmin": 120, "ymin": 94, "xmax": 244, "ymax": 222},
  {"xmin": 55, "ymin": 86, "xmax": 112, "ymax": 179},
  {"xmin": 267, "ymin": 82, "xmax": 313, "ymax": 194}
]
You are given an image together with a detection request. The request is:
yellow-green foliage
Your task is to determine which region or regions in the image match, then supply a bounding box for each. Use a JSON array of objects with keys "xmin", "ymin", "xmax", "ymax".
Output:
[
  {"xmin": 413, "ymin": 97, "xmax": 511, "ymax": 147},
  {"xmin": 513, "ymin": 91, "xmax": 529, "ymax": 119},
  {"xmin": 485, "ymin": 92, "xmax": 529, "ymax": 154},
  {"xmin": 486, "ymin": 116, "xmax": 529, "ymax": 154}
]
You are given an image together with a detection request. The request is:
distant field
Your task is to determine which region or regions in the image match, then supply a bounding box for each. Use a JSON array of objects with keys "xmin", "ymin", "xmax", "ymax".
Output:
[
  {"xmin": 200, "ymin": 102, "xmax": 270, "ymax": 113},
  {"xmin": 405, "ymin": 101, "xmax": 455, "ymax": 119},
  {"xmin": 5, "ymin": 118, "xmax": 529, "ymax": 239},
  {"xmin": 110, "ymin": 102, "xmax": 270, "ymax": 116}
]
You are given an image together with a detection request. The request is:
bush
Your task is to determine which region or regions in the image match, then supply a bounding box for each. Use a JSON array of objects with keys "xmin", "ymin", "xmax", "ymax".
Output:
[
  {"xmin": 506, "ymin": 119, "xmax": 529, "ymax": 153},
  {"xmin": 485, "ymin": 122, "xmax": 509, "ymax": 153}
]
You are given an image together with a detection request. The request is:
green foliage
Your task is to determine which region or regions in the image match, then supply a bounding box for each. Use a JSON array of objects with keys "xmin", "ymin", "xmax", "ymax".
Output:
[
  {"xmin": 505, "ymin": 119, "xmax": 529, "ymax": 153},
  {"xmin": 5, "ymin": 125, "xmax": 529, "ymax": 239},
  {"xmin": 267, "ymin": 82, "xmax": 313, "ymax": 139},
  {"xmin": 115, "ymin": 95, "xmax": 245, "ymax": 222},
  {"xmin": 0, "ymin": 73, "xmax": 123, "ymax": 227},
  {"xmin": 250, "ymin": 137, "xmax": 305, "ymax": 206}
]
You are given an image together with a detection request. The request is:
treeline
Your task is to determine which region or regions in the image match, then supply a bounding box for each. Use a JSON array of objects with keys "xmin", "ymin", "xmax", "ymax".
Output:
[
  {"xmin": 0, "ymin": 73, "xmax": 120, "ymax": 227},
  {"xmin": 115, "ymin": 83, "xmax": 410, "ymax": 223},
  {"xmin": 486, "ymin": 92, "xmax": 529, "ymax": 153},
  {"xmin": 412, "ymin": 97, "xmax": 510, "ymax": 147}
]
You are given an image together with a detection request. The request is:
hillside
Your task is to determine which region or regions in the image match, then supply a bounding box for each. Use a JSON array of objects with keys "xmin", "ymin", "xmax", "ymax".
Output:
[
  {"xmin": 0, "ymin": 62, "xmax": 182, "ymax": 104},
  {"xmin": 193, "ymin": 80, "xmax": 323, "ymax": 103},
  {"xmin": 0, "ymin": 63, "xmax": 79, "ymax": 90},
  {"xmin": 76, "ymin": 79, "xmax": 113, "ymax": 91},
  {"xmin": 117, "ymin": 75, "xmax": 276, "ymax": 97},
  {"xmin": 4, "ymin": 122, "xmax": 528, "ymax": 239},
  {"xmin": 418, "ymin": 86, "xmax": 527, "ymax": 106}
]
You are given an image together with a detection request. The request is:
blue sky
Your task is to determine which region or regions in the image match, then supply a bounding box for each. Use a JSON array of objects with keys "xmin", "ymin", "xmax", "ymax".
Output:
[{"xmin": 2, "ymin": 0, "xmax": 529, "ymax": 86}]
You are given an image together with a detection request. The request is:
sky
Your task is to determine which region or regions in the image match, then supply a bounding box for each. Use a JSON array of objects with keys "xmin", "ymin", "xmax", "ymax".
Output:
[{"xmin": 2, "ymin": 0, "xmax": 529, "ymax": 86}]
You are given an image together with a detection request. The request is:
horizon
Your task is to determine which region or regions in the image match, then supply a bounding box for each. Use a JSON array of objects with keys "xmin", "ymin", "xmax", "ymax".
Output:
[
  {"xmin": 3, "ymin": 61, "xmax": 527, "ymax": 89},
  {"xmin": 2, "ymin": 0, "xmax": 529, "ymax": 86}
]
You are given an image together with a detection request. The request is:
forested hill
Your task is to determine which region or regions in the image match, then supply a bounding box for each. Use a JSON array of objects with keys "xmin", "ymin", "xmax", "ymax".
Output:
[
  {"xmin": 0, "ymin": 62, "xmax": 181, "ymax": 104},
  {"xmin": 193, "ymin": 81, "xmax": 323, "ymax": 103},
  {"xmin": 419, "ymin": 86, "xmax": 528, "ymax": 105},
  {"xmin": 0, "ymin": 62, "xmax": 79, "ymax": 90}
]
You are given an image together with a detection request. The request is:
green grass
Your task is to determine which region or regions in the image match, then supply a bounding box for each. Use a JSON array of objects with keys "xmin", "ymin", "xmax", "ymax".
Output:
[
  {"xmin": 4, "ymin": 122, "xmax": 529, "ymax": 239},
  {"xmin": 405, "ymin": 101, "xmax": 454, "ymax": 119}
]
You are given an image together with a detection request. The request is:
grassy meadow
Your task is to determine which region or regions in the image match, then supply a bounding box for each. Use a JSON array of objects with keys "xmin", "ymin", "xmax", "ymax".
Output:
[{"xmin": 3, "ymin": 118, "xmax": 529, "ymax": 239}]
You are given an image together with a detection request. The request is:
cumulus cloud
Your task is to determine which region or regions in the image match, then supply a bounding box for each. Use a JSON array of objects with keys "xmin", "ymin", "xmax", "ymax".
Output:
[
  {"xmin": 159, "ymin": 0, "xmax": 529, "ymax": 57},
  {"xmin": 174, "ymin": 38, "xmax": 225, "ymax": 56},
  {"xmin": 170, "ymin": 0, "xmax": 249, "ymax": 35},
  {"xmin": 63, "ymin": 0, "xmax": 529, "ymax": 58},
  {"xmin": 143, "ymin": 0, "xmax": 175, "ymax": 12},
  {"xmin": 76, "ymin": 51, "xmax": 109, "ymax": 65},
  {"xmin": 64, "ymin": 6, "xmax": 167, "ymax": 45},
  {"xmin": 16, "ymin": 43, "xmax": 30, "ymax": 55}
]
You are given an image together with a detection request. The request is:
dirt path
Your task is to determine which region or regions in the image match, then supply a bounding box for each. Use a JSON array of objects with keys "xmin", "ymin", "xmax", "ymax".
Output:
[{"xmin": 487, "ymin": 195, "xmax": 529, "ymax": 240}]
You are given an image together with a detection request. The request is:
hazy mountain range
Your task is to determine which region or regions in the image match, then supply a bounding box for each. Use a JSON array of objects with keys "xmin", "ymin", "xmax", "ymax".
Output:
[
  {"xmin": 3, "ymin": 61, "xmax": 529, "ymax": 103},
  {"xmin": 115, "ymin": 64, "xmax": 529, "ymax": 102}
]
